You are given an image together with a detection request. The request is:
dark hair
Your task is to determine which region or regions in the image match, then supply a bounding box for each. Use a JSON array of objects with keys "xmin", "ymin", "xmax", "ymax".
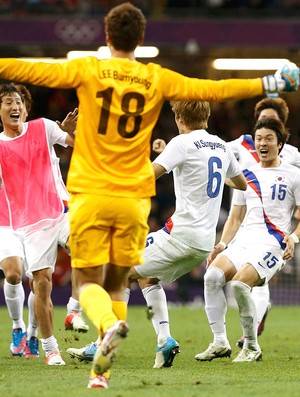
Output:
[
  {"xmin": 15, "ymin": 84, "xmax": 32, "ymax": 113},
  {"xmin": 170, "ymin": 100, "xmax": 211, "ymax": 130},
  {"xmin": 104, "ymin": 2, "xmax": 146, "ymax": 52},
  {"xmin": 252, "ymin": 117, "xmax": 290, "ymax": 154},
  {"xmin": 0, "ymin": 82, "xmax": 24, "ymax": 104},
  {"xmin": 254, "ymin": 97, "xmax": 289, "ymax": 125}
]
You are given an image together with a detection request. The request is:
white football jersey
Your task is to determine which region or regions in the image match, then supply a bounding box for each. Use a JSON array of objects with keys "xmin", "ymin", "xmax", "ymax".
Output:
[
  {"xmin": 153, "ymin": 129, "xmax": 242, "ymax": 250},
  {"xmin": 232, "ymin": 162, "xmax": 300, "ymax": 247},
  {"xmin": 228, "ymin": 134, "xmax": 300, "ymax": 169}
]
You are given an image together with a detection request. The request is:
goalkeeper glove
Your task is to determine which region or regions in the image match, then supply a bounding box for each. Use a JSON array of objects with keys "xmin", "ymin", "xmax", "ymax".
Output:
[{"xmin": 263, "ymin": 62, "xmax": 299, "ymax": 93}]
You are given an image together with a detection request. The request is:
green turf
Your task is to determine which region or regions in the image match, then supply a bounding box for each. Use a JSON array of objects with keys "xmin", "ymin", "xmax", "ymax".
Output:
[{"xmin": 0, "ymin": 305, "xmax": 300, "ymax": 397}]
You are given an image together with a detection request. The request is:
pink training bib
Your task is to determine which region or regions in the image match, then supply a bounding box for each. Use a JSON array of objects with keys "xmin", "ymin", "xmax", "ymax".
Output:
[{"xmin": 0, "ymin": 118, "xmax": 63, "ymax": 230}]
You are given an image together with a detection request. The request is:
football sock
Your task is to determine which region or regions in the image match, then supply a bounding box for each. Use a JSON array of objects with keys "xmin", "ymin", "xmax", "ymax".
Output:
[
  {"xmin": 142, "ymin": 284, "xmax": 170, "ymax": 346},
  {"xmin": 204, "ymin": 267, "xmax": 229, "ymax": 346},
  {"xmin": 231, "ymin": 280, "xmax": 260, "ymax": 351},
  {"xmin": 27, "ymin": 291, "xmax": 38, "ymax": 338},
  {"xmin": 90, "ymin": 368, "xmax": 110, "ymax": 380},
  {"xmin": 4, "ymin": 280, "xmax": 26, "ymax": 332},
  {"xmin": 79, "ymin": 283, "xmax": 117, "ymax": 335},
  {"xmin": 251, "ymin": 283, "xmax": 270, "ymax": 329},
  {"xmin": 124, "ymin": 287, "xmax": 130, "ymax": 304},
  {"xmin": 66, "ymin": 296, "xmax": 81, "ymax": 314},
  {"xmin": 112, "ymin": 300, "xmax": 127, "ymax": 321},
  {"xmin": 41, "ymin": 335, "xmax": 59, "ymax": 354}
]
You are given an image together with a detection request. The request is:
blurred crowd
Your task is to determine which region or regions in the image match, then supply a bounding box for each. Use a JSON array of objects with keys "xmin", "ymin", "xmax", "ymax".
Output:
[{"xmin": 1, "ymin": 0, "xmax": 300, "ymax": 17}]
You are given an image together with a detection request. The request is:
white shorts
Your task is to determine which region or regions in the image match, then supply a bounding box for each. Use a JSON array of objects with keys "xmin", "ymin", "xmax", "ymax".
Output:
[
  {"xmin": 222, "ymin": 243, "xmax": 285, "ymax": 283},
  {"xmin": 0, "ymin": 214, "xmax": 69, "ymax": 279},
  {"xmin": 134, "ymin": 229, "xmax": 209, "ymax": 284},
  {"xmin": 0, "ymin": 228, "xmax": 25, "ymax": 262}
]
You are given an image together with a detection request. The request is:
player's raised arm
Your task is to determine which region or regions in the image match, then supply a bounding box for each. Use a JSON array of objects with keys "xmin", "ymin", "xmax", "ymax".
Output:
[
  {"xmin": 56, "ymin": 107, "xmax": 78, "ymax": 147},
  {"xmin": 152, "ymin": 139, "xmax": 166, "ymax": 154}
]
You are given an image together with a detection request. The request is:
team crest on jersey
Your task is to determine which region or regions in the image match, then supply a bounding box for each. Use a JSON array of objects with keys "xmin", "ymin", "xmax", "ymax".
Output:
[{"xmin": 275, "ymin": 175, "xmax": 286, "ymax": 183}]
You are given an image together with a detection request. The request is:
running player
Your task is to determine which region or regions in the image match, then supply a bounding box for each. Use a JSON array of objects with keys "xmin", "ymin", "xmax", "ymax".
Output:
[
  {"xmin": 0, "ymin": 83, "xmax": 74, "ymax": 365},
  {"xmin": 1, "ymin": 85, "xmax": 88, "ymax": 359},
  {"xmin": 196, "ymin": 117, "xmax": 300, "ymax": 362},
  {"xmin": 227, "ymin": 97, "xmax": 300, "ymax": 348},
  {"xmin": 127, "ymin": 100, "xmax": 247, "ymax": 368}
]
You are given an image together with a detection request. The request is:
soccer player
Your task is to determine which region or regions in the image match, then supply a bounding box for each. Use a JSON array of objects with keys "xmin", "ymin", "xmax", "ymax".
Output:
[
  {"xmin": 0, "ymin": 83, "xmax": 74, "ymax": 365},
  {"xmin": 195, "ymin": 117, "xmax": 300, "ymax": 362},
  {"xmin": 0, "ymin": 1, "xmax": 297, "ymax": 389},
  {"xmin": 127, "ymin": 99, "xmax": 248, "ymax": 368},
  {"xmin": 1, "ymin": 85, "xmax": 87, "ymax": 359},
  {"xmin": 227, "ymin": 97, "xmax": 300, "ymax": 348},
  {"xmin": 17, "ymin": 87, "xmax": 89, "ymax": 336},
  {"xmin": 67, "ymin": 99, "xmax": 248, "ymax": 368},
  {"xmin": 2, "ymin": 84, "xmax": 40, "ymax": 358}
]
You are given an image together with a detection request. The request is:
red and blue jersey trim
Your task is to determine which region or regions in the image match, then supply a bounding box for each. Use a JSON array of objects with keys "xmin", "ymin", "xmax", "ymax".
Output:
[
  {"xmin": 63, "ymin": 200, "xmax": 68, "ymax": 213},
  {"xmin": 162, "ymin": 217, "xmax": 173, "ymax": 234},
  {"xmin": 241, "ymin": 135, "xmax": 259, "ymax": 163}
]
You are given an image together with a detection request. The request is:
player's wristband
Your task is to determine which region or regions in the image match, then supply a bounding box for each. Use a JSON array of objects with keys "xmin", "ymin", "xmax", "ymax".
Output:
[
  {"xmin": 262, "ymin": 75, "xmax": 285, "ymax": 93},
  {"xmin": 289, "ymin": 233, "xmax": 299, "ymax": 244},
  {"xmin": 218, "ymin": 241, "xmax": 227, "ymax": 249}
]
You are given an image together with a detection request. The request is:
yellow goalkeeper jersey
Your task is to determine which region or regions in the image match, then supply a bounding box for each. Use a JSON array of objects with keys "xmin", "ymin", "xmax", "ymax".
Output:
[{"xmin": 0, "ymin": 57, "xmax": 263, "ymax": 198}]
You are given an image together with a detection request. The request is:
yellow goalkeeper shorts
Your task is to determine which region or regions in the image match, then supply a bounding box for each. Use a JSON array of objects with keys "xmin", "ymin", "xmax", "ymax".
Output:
[{"xmin": 68, "ymin": 193, "xmax": 150, "ymax": 268}]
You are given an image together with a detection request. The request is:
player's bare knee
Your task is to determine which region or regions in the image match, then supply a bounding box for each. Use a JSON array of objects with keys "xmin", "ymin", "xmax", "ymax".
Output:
[{"xmin": 5, "ymin": 271, "xmax": 22, "ymax": 285}]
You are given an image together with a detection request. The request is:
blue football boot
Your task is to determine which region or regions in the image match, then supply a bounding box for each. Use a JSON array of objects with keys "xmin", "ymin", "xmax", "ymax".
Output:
[
  {"xmin": 67, "ymin": 341, "xmax": 97, "ymax": 362},
  {"xmin": 153, "ymin": 336, "xmax": 180, "ymax": 368}
]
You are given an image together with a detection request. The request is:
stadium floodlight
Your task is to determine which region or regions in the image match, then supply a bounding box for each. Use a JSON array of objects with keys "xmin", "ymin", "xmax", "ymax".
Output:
[
  {"xmin": 17, "ymin": 46, "xmax": 159, "ymax": 63},
  {"xmin": 97, "ymin": 46, "xmax": 159, "ymax": 58},
  {"xmin": 67, "ymin": 51, "xmax": 102, "ymax": 60},
  {"xmin": 67, "ymin": 46, "xmax": 159, "ymax": 60},
  {"xmin": 18, "ymin": 58, "xmax": 67, "ymax": 63},
  {"xmin": 212, "ymin": 58, "xmax": 290, "ymax": 71}
]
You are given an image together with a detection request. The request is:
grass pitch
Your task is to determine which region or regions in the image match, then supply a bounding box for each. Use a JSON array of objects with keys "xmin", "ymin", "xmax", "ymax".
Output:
[{"xmin": 0, "ymin": 305, "xmax": 299, "ymax": 397}]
